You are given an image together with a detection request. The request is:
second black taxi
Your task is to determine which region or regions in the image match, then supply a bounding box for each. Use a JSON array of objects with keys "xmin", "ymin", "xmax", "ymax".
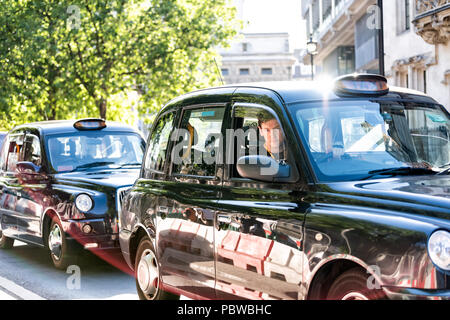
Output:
[{"xmin": 0, "ymin": 119, "xmax": 145, "ymax": 269}]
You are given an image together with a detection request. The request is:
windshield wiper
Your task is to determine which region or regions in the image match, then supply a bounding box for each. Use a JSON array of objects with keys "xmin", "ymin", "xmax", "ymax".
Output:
[
  {"xmin": 116, "ymin": 162, "xmax": 141, "ymax": 168},
  {"xmin": 70, "ymin": 161, "xmax": 115, "ymax": 172},
  {"xmin": 437, "ymin": 163, "xmax": 450, "ymax": 175},
  {"xmin": 362, "ymin": 167, "xmax": 437, "ymax": 180}
]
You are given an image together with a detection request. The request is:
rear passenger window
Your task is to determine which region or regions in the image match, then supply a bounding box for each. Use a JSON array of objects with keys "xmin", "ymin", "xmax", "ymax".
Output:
[
  {"xmin": 172, "ymin": 107, "xmax": 225, "ymax": 177},
  {"xmin": 144, "ymin": 112, "xmax": 176, "ymax": 173},
  {"xmin": 6, "ymin": 133, "xmax": 24, "ymax": 172},
  {"xmin": 0, "ymin": 136, "xmax": 9, "ymax": 171},
  {"xmin": 23, "ymin": 134, "xmax": 42, "ymax": 167}
]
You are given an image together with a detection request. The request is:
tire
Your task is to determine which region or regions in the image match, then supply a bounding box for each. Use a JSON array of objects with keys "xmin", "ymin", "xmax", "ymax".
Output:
[
  {"xmin": 135, "ymin": 237, "xmax": 179, "ymax": 300},
  {"xmin": 0, "ymin": 230, "xmax": 14, "ymax": 249},
  {"xmin": 48, "ymin": 219, "xmax": 74, "ymax": 270},
  {"xmin": 327, "ymin": 267, "xmax": 385, "ymax": 300}
]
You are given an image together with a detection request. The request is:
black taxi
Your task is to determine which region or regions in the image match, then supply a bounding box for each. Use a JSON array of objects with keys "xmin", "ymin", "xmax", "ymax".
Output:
[
  {"xmin": 0, "ymin": 119, "xmax": 145, "ymax": 269},
  {"xmin": 120, "ymin": 74, "xmax": 450, "ymax": 300}
]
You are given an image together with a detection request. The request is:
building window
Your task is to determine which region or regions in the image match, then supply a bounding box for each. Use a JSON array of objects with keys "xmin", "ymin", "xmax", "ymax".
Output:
[
  {"xmin": 405, "ymin": 0, "xmax": 410, "ymax": 30},
  {"xmin": 239, "ymin": 68, "xmax": 250, "ymax": 75},
  {"xmin": 396, "ymin": 71, "xmax": 409, "ymax": 88},
  {"xmin": 221, "ymin": 68, "xmax": 229, "ymax": 76},
  {"xmin": 242, "ymin": 42, "xmax": 248, "ymax": 53},
  {"xmin": 397, "ymin": 0, "xmax": 411, "ymax": 33},
  {"xmin": 337, "ymin": 46, "xmax": 355, "ymax": 75},
  {"xmin": 322, "ymin": 0, "xmax": 332, "ymax": 22},
  {"xmin": 423, "ymin": 70, "xmax": 427, "ymax": 93},
  {"xmin": 261, "ymin": 68, "xmax": 273, "ymax": 75},
  {"xmin": 305, "ymin": 9, "xmax": 311, "ymax": 36},
  {"xmin": 312, "ymin": 0, "xmax": 320, "ymax": 33}
]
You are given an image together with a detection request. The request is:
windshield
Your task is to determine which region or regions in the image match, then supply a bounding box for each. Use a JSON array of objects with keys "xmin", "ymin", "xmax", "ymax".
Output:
[
  {"xmin": 290, "ymin": 100, "xmax": 450, "ymax": 182},
  {"xmin": 46, "ymin": 131, "xmax": 145, "ymax": 173}
]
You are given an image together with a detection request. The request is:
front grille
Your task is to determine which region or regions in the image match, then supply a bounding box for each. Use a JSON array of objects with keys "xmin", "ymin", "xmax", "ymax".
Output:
[{"xmin": 116, "ymin": 186, "xmax": 132, "ymax": 231}]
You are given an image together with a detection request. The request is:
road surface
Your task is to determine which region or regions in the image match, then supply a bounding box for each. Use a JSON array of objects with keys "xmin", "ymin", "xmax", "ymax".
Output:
[{"xmin": 0, "ymin": 240, "xmax": 138, "ymax": 300}]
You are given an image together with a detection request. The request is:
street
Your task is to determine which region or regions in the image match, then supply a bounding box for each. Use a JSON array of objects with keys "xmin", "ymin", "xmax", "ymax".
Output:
[{"xmin": 0, "ymin": 241, "xmax": 138, "ymax": 300}]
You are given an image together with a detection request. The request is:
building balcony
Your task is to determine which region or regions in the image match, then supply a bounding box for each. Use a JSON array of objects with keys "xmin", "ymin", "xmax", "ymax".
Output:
[
  {"xmin": 301, "ymin": 0, "xmax": 377, "ymax": 73},
  {"xmin": 413, "ymin": 0, "xmax": 450, "ymax": 44}
]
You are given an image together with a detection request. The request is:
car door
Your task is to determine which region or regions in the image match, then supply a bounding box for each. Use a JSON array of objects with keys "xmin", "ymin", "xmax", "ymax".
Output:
[
  {"xmin": 214, "ymin": 100, "xmax": 311, "ymax": 300},
  {"xmin": 15, "ymin": 130, "xmax": 46, "ymax": 244},
  {"xmin": 155, "ymin": 104, "xmax": 228, "ymax": 299},
  {"xmin": 0, "ymin": 130, "xmax": 25, "ymax": 238}
]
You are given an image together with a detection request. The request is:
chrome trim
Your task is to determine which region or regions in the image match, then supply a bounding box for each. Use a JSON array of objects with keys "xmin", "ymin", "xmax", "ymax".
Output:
[{"xmin": 116, "ymin": 186, "xmax": 132, "ymax": 232}]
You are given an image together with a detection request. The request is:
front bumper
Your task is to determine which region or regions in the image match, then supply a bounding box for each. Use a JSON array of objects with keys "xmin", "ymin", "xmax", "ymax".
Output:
[
  {"xmin": 383, "ymin": 286, "xmax": 450, "ymax": 300},
  {"xmin": 61, "ymin": 218, "xmax": 120, "ymax": 251}
]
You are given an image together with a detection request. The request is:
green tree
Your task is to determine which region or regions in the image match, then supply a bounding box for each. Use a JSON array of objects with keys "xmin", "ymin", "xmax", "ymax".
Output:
[
  {"xmin": 0, "ymin": 0, "xmax": 238, "ymax": 129},
  {"xmin": 0, "ymin": 1, "xmax": 89, "ymax": 128}
]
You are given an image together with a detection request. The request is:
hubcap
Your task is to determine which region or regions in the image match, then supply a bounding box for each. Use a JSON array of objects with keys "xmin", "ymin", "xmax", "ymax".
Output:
[
  {"xmin": 137, "ymin": 249, "xmax": 159, "ymax": 298},
  {"xmin": 49, "ymin": 224, "xmax": 62, "ymax": 261},
  {"xmin": 341, "ymin": 292, "xmax": 369, "ymax": 300}
]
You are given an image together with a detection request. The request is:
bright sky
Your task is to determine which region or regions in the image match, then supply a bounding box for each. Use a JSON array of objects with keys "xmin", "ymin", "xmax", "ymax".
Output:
[{"xmin": 238, "ymin": 0, "xmax": 307, "ymax": 51}]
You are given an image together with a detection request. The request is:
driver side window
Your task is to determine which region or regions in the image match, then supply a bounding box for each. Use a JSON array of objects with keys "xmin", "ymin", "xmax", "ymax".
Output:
[{"xmin": 230, "ymin": 105, "xmax": 288, "ymax": 178}]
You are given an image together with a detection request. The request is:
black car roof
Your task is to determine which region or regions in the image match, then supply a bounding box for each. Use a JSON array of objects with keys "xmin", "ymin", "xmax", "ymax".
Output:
[
  {"xmin": 164, "ymin": 80, "xmax": 438, "ymax": 107},
  {"xmin": 11, "ymin": 119, "xmax": 142, "ymax": 136}
]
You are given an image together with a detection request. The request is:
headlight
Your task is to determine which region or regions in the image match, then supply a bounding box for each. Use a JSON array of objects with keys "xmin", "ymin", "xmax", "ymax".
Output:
[
  {"xmin": 75, "ymin": 194, "xmax": 93, "ymax": 212},
  {"xmin": 427, "ymin": 230, "xmax": 450, "ymax": 271}
]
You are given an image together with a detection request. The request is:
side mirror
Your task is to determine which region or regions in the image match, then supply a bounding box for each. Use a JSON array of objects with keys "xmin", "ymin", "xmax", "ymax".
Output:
[
  {"xmin": 15, "ymin": 162, "xmax": 45, "ymax": 183},
  {"xmin": 236, "ymin": 155, "xmax": 295, "ymax": 183},
  {"xmin": 16, "ymin": 161, "xmax": 41, "ymax": 174}
]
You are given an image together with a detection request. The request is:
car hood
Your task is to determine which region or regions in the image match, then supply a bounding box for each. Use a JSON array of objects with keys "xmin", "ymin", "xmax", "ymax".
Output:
[
  {"xmin": 325, "ymin": 175, "xmax": 450, "ymax": 221},
  {"xmin": 53, "ymin": 168, "xmax": 140, "ymax": 189}
]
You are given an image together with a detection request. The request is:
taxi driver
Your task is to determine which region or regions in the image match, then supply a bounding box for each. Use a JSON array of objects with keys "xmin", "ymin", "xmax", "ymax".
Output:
[{"xmin": 258, "ymin": 115, "xmax": 287, "ymax": 162}]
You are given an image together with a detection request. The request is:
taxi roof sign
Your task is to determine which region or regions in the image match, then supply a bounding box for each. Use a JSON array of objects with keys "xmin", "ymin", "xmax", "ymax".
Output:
[
  {"xmin": 73, "ymin": 118, "xmax": 107, "ymax": 130},
  {"xmin": 334, "ymin": 74, "xmax": 389, "ymax": 96}
]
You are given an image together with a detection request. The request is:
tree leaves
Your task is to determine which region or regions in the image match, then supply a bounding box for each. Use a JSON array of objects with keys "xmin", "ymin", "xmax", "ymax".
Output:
[{"xmin": 0, "ymin": 0, "xmax": 238, "ymax": 129}]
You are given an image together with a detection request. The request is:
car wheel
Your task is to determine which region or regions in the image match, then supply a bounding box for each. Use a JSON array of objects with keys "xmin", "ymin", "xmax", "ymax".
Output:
[
  {"xmin": 0, "ymin": 230, "xmax": 14, "ymax": 249},
  {"xmin": 48, "ymin": 219, "xmax": 74, "ymax": 270},
  {"xmin": 135, "ymin": 237, "xmax": 179, "ymax": 300},
  {"xmin": 327, "ymin": 268, "xmax": 385, "ymax": 300}
]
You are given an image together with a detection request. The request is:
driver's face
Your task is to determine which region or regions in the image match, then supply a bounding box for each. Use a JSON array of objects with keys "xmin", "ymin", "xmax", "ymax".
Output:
[{"xmin": 259, "ymin": 119, "xmax": 284, "ymax": 153}]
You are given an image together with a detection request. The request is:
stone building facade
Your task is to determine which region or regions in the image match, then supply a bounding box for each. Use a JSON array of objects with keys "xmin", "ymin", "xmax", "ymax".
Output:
[
  {"xmin": 218, "ymin": 33, "xmax": 297, "ymax": 84},
  {"xmin": 384, "ymin": 0, "xmax": 450, "ymax": 107}
]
